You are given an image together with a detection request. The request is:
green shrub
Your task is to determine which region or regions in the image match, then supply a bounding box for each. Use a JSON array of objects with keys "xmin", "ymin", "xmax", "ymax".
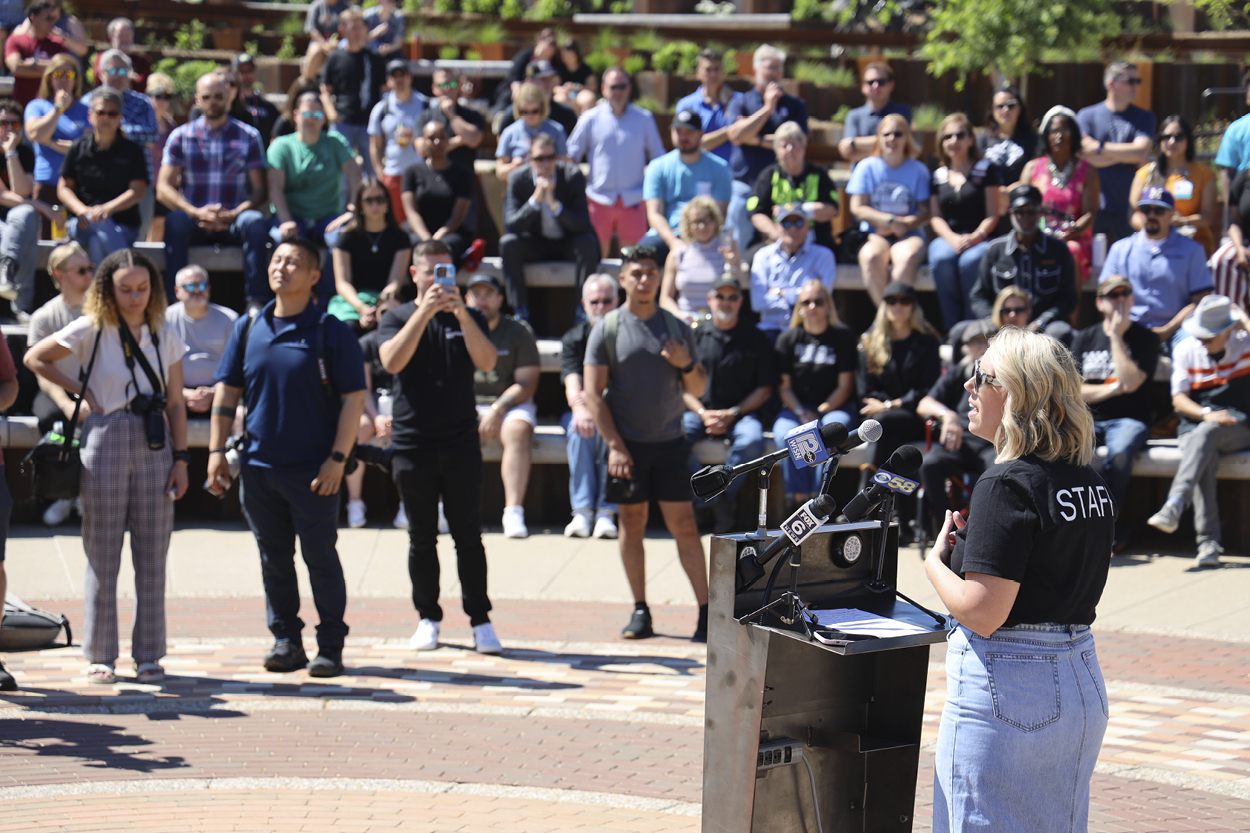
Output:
[
  {"xmin": 584, "ymin": 49, "xmax": 615, "ymax": 75},
  {"xmin": 464, "ymin": 49, "xmax": 483, "ymax": 60},
  {"xmin": 634, "ymin": 96, "xmax": 663, "ymax": 114},
  {"xmin": 526, "ymin": 0, "xmax": 574, "ymax": 19},
  {"xmin": 500, "ymin": 0, "xmax": 526, "ymax": 17},
  {"xmin": 439, "ymin": 45, "xmax": 460, "ymax": 59},
  {"xmin": 593, "ymin": 27, "xmax": 621, "ymax": 51},
  {"xmin": 462, "ymin": 0, "xmax": 500, "ymax": 13},
  {"xmin": 791, "ymin": 61, "xmax": 855, "ymax": 87},
  {"xmin": 650, "ymin": 40, "xmax": 701, "ymax": 74},
  {"xmin": 472, "ymin": 21, "xmax": 506, "ymax": 42},
  {"xmin": 277, "ymin": 35, "xmax": 297, "ymax": 59},
  {"xmin": 174, "ymin": 20, "xmax": 207, "ymax": 50},
  {"xmin": 628, "ymin": 28, "xmax": 664, "ymax": 52},
  {"xmin": 157, "ymin": 59, "xmax": 221, "ymax": 101},
  {"xmin": 622, "ymin": 54, "xmax": 647, "ymax": 75},
  {"xmin": 609, "ymin": 0, "xmax": 632, "ymax": 12},
  {"xmin": 833, "ymin": 104, "xmax": 850, "ymax": 123},
  {"xmin": 433, "ymin": 0, "xmax": 458, "ymax": 11},
  {"xmin": 243, "ymin": 40, "xmax": 260, "ymax": 57},
  {"xmin": 911, "ymin": 103, "xmax": 947, "ymax": 131}
]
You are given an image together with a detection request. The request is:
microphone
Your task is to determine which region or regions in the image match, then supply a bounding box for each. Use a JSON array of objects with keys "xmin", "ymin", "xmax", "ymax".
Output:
[
  {"xmin": 833, "ymin": 419, "xmax": 883, "ymax": 455},
  {"xmin": 693, "ymin": 422, "xmax": 850, "ymax": 500},
  {"xmin": 841, "ymin": 445, "xmax": 924, "ymax": 523},
  {"xmin": 691, "ymin": 465, "xmax": 732, "ymax": 500},
  {"xmin": 781, "ymin": 420, "xmax": 849, "ymax": 470},
  {"xmin": 736, "ymin": 494, "xmax": 838, "ymax": 592}
]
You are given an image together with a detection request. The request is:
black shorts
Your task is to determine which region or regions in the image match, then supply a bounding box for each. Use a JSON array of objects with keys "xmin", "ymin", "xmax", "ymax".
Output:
[{"xmin": 611, "ymin": 437, "xmax": 692, "ymax": 504}]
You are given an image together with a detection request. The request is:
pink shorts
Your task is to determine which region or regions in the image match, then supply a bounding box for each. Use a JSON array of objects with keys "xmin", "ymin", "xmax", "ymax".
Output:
[{"xmin": 589, "ymin": 198, "xmax": 648, "ymax": 248}]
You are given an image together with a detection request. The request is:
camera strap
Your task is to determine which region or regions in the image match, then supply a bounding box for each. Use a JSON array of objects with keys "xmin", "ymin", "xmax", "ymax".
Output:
[{"xmin": 119, "ymin": 321, "xmax": 165, "ymax": 399}]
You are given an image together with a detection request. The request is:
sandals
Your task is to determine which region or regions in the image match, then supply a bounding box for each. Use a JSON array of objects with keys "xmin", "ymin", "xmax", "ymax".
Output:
[
  {"xmin": 86, "ymin": 663, "xmax": 116, "ymax": 685},
  {"xmin": 136, "ymin": 662, "xmax": 165, "ymax": 684}
]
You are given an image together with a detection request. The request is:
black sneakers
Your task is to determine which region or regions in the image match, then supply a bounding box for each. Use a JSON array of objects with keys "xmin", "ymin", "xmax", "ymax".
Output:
[
  {"xmin": 263, "ymin": 639, "xmax": 309, "ymax": 672},
  {"xmin": 307, "ymin": 648, "xmax": 344, "ymax": 678},
  {"xmin": 0, "ymin": 660, "xmax": 15, "ymax": 691},
  {"xmin": 621, "ymin": 608, "xmax": 654, "ymax": 639},
  {"xmin": 692, "ymin": 605, "xmax": 709, "ymax": 643}
]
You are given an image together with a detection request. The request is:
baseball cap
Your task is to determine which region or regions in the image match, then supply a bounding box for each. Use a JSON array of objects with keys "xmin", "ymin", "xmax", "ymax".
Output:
[
  {"xmin": 960, "ymin": 319, "xmax": 997, "ymax": 345},
  {"xmin": 1096, "ymin": 275, "xmax": 1133, "ymax": 297},
  {"xmin": 386, "ymin": 58, "xmax": 411, "ymax": 75},
  {"xmin": 526, "ymin": 60, "xmax": 558, "ymax": 79},
  {"xmin": 882, "ymin": 280, "xmax": 917, "ymax": 303},
  {"xmin": 466, "ymin": 273, "xmax": 504, "ymax": 294},
  {"xmin": 1008, "ymin": 184, "xmax": 1042, "ymax": 211},
  {"xmin": 775, "ymin": 202, "xmax": 812, "ymax": 223},
  {"xmin": 673, "ymin": 109, "xmax": 703, "ymax": 131},
  {"xmin": 709, "ymin": 273, "xmax": 741, "ymax": 293},
  {"xmin": 1137, "ymin": 186, "xmax": 1175, "ymax": 210},
  {"xmin": 232, "ymin": 53, "xmax": 255, "ymax": 71}
]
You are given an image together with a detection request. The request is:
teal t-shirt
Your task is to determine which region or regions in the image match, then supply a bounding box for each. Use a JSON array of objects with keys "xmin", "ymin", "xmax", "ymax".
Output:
[{"xmin": 267, "ymin": 131, "xmax": 354, "ymax": 220}]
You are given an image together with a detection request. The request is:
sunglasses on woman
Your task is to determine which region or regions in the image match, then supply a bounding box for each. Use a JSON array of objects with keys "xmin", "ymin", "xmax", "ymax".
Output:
[
  {"xmin": 519, "ymin": 108, "xmax": 543, "ymax": 117},
  {"xmin": 941, "ymin": 130, "xmax": 969, "ymax": 142},
  {"xmin": 363, "ymin": 195, "xmax": 389, "ymax": 206},
  {"xmin": 1001, "ymin": 305, "xmax": 1028, "ymax": 316},
  {"xmin": 973, "ymin": 359, "xmax": 1001, "ymax": 393},
  {"xmin": 881, "ymin": 131, "xmax": 905, "ymax": 139},
  {"xmin": 1160, "ymin": 132, "xmax": 1186, "ymax": 143}
]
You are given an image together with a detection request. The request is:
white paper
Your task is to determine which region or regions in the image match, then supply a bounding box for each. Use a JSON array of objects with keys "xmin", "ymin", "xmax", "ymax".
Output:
[{"xmin": 813, "ymin": 608, "xmax": 930, "ymax": 637}]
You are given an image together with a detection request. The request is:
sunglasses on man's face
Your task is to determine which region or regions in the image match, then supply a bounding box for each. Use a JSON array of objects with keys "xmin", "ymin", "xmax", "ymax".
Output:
[
  {"xmin": 436, "ymin": 80, "xmax": 458, "ymax": 90},
  {"xmin": 178, "ymin": 281, "xmax": 210, "ymax": 293},
  {"xmin": 300, "ymin": 110, "xmax": 326, "ymax": 121},
  {"xmin": 713, "ymin": 292, "xmax": 741, "ymax": 303},
  {"xmin": 780, "ymin": 218, "xmax": 808, "ymax": 229},
  {"xmin": 972, "ymin": 359, "xmax": 1001, "ymax": 393},
  {"xmin": 1116, "ymin": 76, "xmax": 1143, "ymax": 86},
  {"xmin": 1140, "ymin": 205, "xmax": 1169, "ymax": 217},
  {"xmin": 607, "ymin": 83, "xmax": 629, "ymax": 91},
  {"xmin": 864, "ymin": 78, "xmax": 890, "ymax": 87},
  {"xmin": 103, "ymin": 67, "xmax": 130, "ymax": 77},
  {"xmin": 0, "ymin": 119, "xmax": 20, "ymax": 128},
  {"xmin": 1011, "ymin": 207, "xmax": 1038, "ymax": 217},
  {"xmin": 530, "ymin": 154, "xmax": 556, "ymax": 163},
  {"xmin": 92, "ymin": 109, "xmax": 121, "ymax": 119}
]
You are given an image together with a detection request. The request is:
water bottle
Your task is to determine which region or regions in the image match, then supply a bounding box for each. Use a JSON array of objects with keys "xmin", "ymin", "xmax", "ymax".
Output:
[
  {"xmin": 1092, "ymin": 233, "xmax": 1108, "ymax": 272},
  {"xmin": 376, "ymin": 388, "xmax": 393, "ymax": 417}
]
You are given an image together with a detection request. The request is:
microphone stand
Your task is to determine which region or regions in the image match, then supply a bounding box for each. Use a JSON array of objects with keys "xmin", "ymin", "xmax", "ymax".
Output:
[
  {"xmin": 737, "ymin": 539, "xmax": 820, "ymax": 639},
  {"xmin": 754, "ymin": 463, "xmax": 772, "ymax": 539}
]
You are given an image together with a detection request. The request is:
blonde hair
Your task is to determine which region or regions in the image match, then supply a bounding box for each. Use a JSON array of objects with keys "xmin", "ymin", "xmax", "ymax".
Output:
[
  {"xmin": 83, "ymin": 249, "xmax": 166, "ymax": 329},
  {"xmin": 513, "ymin": 82, "xmax": 550, "ymax": 122},
  {"xmin": 38, "ymin": 54, "xmax": 82, "ymax": 102},
  {"xmin": 678, "ymin": 196, "xmax": 722, "ymax": 243},
  {"xmin": 988, "ymin": 328, "xmax": 1095, "ymax": 466},
  {"xmin": 47, "ymin": 241, "xmax": 87, "ymax": 277},
  {"xmin": 935, "ymin": 112, "xmax": 980, "ymax": 168},
  {"xmin": 872, "ymin": 113, "xmax": 919, "ymax": 159},
  {"xmin": 145, "ymin": 71, "xmax": 174, "ymax": 96},
  {"xmin": 859, "ymin": 296, "xmax": 938, "ymax": 375},
  {"xmin": 992, "ymin": 285, "xmax": 1032, "ymax": 329},
  {"xmin": 789, "ymin": 279, "xmax": 841, "ymax": 329}
]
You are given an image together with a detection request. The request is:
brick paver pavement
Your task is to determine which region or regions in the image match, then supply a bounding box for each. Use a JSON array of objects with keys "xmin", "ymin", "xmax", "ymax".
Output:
[{"xmin": 2, "ymin": 597, "xmax": 1249, "ymax": 831}]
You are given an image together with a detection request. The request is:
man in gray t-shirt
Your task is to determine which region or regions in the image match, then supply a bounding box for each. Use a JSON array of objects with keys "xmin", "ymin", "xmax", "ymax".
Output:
[
  {"xmin": 583, "ymin": 247, "xmax": 711, "ymax": 643},
  {"xmin": 166, "ymin": 265, "xmax": 238, "ymax": 415}
]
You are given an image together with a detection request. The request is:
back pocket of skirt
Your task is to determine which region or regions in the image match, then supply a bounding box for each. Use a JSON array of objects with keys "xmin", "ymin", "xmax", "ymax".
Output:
[{"xmin": 985, "ymin": 653, "xmax": 1061, "ymax": 732}]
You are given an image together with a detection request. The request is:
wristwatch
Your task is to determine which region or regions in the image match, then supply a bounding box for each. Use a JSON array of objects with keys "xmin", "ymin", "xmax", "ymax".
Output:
[
  {"xmin": 1202, "ymin": 406, "xmax": 1213, "ymax": 417},
  {"xmin": 680, "ymin": 360, "xmax": 697, "ymax": 374},
  {"xmin": 172, "ymin": 449, "xmax": 190, "ymax": 464},
  {"xmin": 730, "ymin": 406, "xmax": 741, "ymax": 420},
  {"xmin": 330, "ymin": 450, "xmax": 346, "ymax": 463}
]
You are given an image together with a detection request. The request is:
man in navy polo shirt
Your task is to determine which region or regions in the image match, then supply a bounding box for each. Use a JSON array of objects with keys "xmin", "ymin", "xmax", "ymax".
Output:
[
  {"xmin": 207, "ymin": 238, "xmax": 367, "ymax": 679},
  {"xmin": 724, "ymin": 44, "xmax": 808, "ymax": 249}
]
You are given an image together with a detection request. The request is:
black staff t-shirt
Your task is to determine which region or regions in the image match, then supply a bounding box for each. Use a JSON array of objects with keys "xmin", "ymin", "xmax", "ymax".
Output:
[
  {"xmin": 1071, "ymin": 321, "xmax": 1160, "ymax": 423},
  {"xmin": 775, "ymin": 325, "xmax": 858, "ymax": 408},
  {"xmin": 376, "ymin": 302, "xmax": 487, "ymax": 449},
  {"xmin": 951, "ymin": 455, "xmax": 1115, "ymax": 627}
]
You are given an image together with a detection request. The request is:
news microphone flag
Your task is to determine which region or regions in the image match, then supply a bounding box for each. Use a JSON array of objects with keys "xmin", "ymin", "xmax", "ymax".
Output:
[
  {"xmin": 783, "ymin": 420, "xmax": 831, "ymax": 469},
  {"xmin": 780, "ymin": 494, "xmax": 838, "ymax": 546}
]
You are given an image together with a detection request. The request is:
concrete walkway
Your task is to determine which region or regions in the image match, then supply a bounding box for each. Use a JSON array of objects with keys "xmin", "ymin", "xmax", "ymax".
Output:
[{"xmin": 5, "ymin": 523, "xmax": 1248, "ymax": 641}]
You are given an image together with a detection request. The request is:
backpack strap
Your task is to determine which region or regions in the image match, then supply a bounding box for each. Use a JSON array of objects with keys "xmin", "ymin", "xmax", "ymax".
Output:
[
  {"xmin": 603, "ymin": 308, "xmax": 620, "ymax": 369},
  {"xmin": 659, "ymin": 308, "xmax": 685, "ymax": 345}
]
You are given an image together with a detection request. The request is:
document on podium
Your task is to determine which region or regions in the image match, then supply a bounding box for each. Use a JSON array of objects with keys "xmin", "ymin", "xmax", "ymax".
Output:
[{"xmin": 813, "ymin": 608, "xmax": 932, "ymax": 638}]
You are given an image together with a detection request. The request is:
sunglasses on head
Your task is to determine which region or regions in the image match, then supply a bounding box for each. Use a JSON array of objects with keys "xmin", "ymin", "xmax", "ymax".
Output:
[
  {"xmin": 1101, "ymin": 288, "xmax": 1132, "ymax": 300},
  {"xmin": 941, "ymin": 130, "xmax": 969, "ymax": 142},
  {"xmin": 1001, "ymin": 305, "xmax": 1028, "ymax": 315},
  {"xmin": 972, "ymin": 359, "xmax": 1001, "ymax": 393},
  {"xmin": 1140, "ymin": 205, "xmax": 1169, "ymax": 216},
  {"xmin": 780, "ymin": 217, "xmax": 808, "ymax": 229},
  {"xmin": 884, "ymin": 296, "xmax": 914, "ymax": 306},
  {"xmin": 178, "ymin": 280, "xmax": 210, "ymax": 293}
]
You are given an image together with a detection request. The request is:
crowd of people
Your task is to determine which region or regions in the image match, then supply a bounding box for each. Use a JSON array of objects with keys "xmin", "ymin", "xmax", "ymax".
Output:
[{"xmin": 2, "ymin": 10, "xmax": 1250, "ymax": 697}]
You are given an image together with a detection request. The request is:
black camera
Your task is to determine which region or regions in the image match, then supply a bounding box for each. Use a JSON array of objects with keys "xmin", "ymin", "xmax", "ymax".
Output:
[
  {"xmin": 344, "ymin": 443, "xmax": 394, "ymax": 475},
  {"xmin": 130, "ymin": 393, "xmax": 168, "ymax": 450}
]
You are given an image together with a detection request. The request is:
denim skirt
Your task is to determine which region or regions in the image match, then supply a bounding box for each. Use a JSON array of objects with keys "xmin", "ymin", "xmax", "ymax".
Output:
[{"xmin": 933, "ymin": 623, "xmax": 1109, "ymax": 833}]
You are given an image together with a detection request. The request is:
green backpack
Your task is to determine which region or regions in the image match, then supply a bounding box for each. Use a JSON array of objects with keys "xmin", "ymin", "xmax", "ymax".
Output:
[{"xmin": 602, "ymin": 307, "xmax": 687, "ymax": 368}]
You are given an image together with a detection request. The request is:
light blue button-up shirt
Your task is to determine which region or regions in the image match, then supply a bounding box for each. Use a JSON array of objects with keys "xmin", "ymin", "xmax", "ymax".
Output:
[
  {"xmin": 566, "ymin": 101, "xmax": 666, "ymax": 208},
  {"xmin": 750, "ymin": 237, "xmax": 837, "ymax": 333},
  {"xmin": 1102, "ymin": 229, "xmax": 1213, "ymax": 330},
  {"xmin": 674, "ymin": 85, "xmax": 742, "ymax": 164}
]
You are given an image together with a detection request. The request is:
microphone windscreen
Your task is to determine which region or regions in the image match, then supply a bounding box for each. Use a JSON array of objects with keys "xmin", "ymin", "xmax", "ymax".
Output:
[
  {"xmin": 811, "ymin": 494, "xmax": 838, "ymax": 517},
  {"xmin": 882, "ymin": 444, "xmax": 924, "ymax": 478},
  {"xmin": 819, "ymin": 421, "xmax": 849, "ymax": 448},
  {"xmin": 858, "ymin": 419, "xmax": 883, "ymax": 443}
]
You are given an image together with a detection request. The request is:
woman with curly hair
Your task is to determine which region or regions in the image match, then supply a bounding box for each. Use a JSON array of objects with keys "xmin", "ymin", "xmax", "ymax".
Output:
[
  {"xmin": 1019, "ymin": 107, "xmax": 1100, "ymax": 280},
  {"xmin": 25, "ymin": 249, "xmax": 189, "ymax": 686},
  {"xmin": 659, "ymin": 196, "xmax": 742, "ymax": 323}
]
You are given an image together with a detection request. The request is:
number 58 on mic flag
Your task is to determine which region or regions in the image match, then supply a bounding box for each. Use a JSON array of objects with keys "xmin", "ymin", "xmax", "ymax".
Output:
[{"xmin": 783, "ymin": 420, "xmax": 830, "ymax": 469}]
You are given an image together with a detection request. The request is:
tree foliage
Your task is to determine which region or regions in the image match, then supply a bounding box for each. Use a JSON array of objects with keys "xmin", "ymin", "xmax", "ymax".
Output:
[{"xmin": 921, "ymin": 0, "xmax": 1121, "ymax": 89}]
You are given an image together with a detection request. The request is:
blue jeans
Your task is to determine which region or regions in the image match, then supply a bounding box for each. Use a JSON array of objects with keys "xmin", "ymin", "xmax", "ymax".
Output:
[
  {"xmin": 683, "ymin": 411, "xmax": 765, "ymax": 502},
  {"xmin": 929, "ymin": 237, "xmax": 989, "ymax": 331},
  {"xmin": 1093, "ymin": 418, "xmax": 1150, "ymax": 539},
  {"xmin": 726, "ymin": 179, "xmax": 754, "ymax": 248},
  {"xmin": 269, "ymin": 217, "xmax": 340, "ymax": 308},
  {"xmin": 772, "ymin": 408, "xmax": 856, "ymax": 497},
  {"xmin": 0, "ymin": 203, "xmax": 39, "ymax": 313},
  {"xmin": 561, "ymin": 411, "xmax": 616, "ymax": 515},
  {"xmin": 69, "ymin": 217, "xmax": 138, "ymax": 266},
  {"xmin": 331, "ymin": 122, "xmax": 373, "ymax": 178},
  {"xmin": 240, "ymin": 464, "xmax": 348, "ymax": 650},
  {"xmin": 163, "ymin": 207, "xmax": 269, "ymax": 302},
  {"xmin": 934, "ymin": 624, "xmax": 1108, "ymax": 833}
]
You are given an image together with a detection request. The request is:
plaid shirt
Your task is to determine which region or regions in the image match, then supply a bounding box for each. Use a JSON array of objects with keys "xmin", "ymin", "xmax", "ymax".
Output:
[{"xmin": 161, "ymin": 116, "xmax": 266, "ymax": 210}]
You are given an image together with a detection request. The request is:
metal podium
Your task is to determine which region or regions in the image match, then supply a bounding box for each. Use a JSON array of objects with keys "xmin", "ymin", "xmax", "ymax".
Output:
[{"xmin": 701, "ymin": 520, "xmax": 949, "ymax": 833}]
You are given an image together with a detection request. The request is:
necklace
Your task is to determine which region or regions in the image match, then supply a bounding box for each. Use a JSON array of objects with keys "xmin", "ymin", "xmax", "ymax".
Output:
[
  {"xmin": 1047, "ymin": 157, "xmax": 1076, "ymax": 190},
  {"xmin": 365, "ymin": 230, "xmax": 384, "ymax": 253}
]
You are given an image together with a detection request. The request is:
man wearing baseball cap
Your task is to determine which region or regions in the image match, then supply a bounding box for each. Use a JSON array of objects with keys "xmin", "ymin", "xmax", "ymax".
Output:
[
  {"xmin": 368, "ymin": 57, "xmax": 425, "ymax": 211},
  {"xmin": 1147, "ymin": 295, "xmax": 1250, "ymax": 567},
  {"xmin": 969, "ymin": 183, "xmax": 1077, "ymax": 345},
  {"xmin": 464, "ymin": 272, "xmax": 540, "ymax": 539},
  {"xmin": 749, "ymin": 202, "xmax": 835, "ymax": 341},
  {"xmin": 494, "ymin": 59, "xmax": 577, "ymax": 139},
  {"xmin": 1103, "ymin": 185, "xmax": 1212, "ymax": 352},
  {"xmin": 639, "ymin": 108, "xmax": 733, "ymax": 265},
  {"xmin": 233, "ymin": 53, "xmax": 278, "ymax": 145},
  {"xmin": 1072, "ymin": 275, "xmax": 1160, "ymax": 551}
]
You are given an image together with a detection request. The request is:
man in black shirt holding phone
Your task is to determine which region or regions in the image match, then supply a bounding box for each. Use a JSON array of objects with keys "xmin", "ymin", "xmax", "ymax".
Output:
[{"xmin": 377, "ymin": 240, "xmax": 504, "ymax": 655}]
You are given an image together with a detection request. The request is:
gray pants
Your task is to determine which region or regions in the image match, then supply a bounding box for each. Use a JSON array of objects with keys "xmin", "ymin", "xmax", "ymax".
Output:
[
  {"xmin": 79, "ymin": 410, "xmax": 174, "ymax": 666},
  {"xmin": 0, "ymin": 204, "xmax": 40, "ymax": 313},
  {"xmin": 1167, "ymin": 420, "xmax": 1250, "ymax": 545}
]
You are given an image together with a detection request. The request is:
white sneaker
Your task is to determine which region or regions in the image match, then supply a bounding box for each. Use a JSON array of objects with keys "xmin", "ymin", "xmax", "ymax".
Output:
[
  {"xmin": 564, "ymin": 511, "xmax": 593, "ymax": 538},
  {"xmin": 436, "ymin": 501, "xmax": 448, "ymax": 534},
  {"xmin": 1148, "ymin": 501, "xmax": 1181, "ymax": 535},
  {"xmin": 410, "ymin": 618, "xmax": 440, "ymax": 651},
  {"xmin": 1197, "ymin": 540, "xmax": 1224, "ymax": 568},
  {"xmin": 502, "ymin": 506, "xmax": 528, "ymax": 539},
  {"xmin": 592, "ymin": 513, "xmax": 618, "ymax": 539},
  {"xmin": 394, "ymin": 501, "xmax": 409, "ymax": 530},
  {"xmin": 42, "ymin": 498, "xmax": 73, "ymax": 527},
  {"xmin": 346, "ymin": 499, "xmax": 367, "ymax": 529},
  {"xmin": 473, "ymin": 622, "xmax": 502, "ymax": 655}
]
